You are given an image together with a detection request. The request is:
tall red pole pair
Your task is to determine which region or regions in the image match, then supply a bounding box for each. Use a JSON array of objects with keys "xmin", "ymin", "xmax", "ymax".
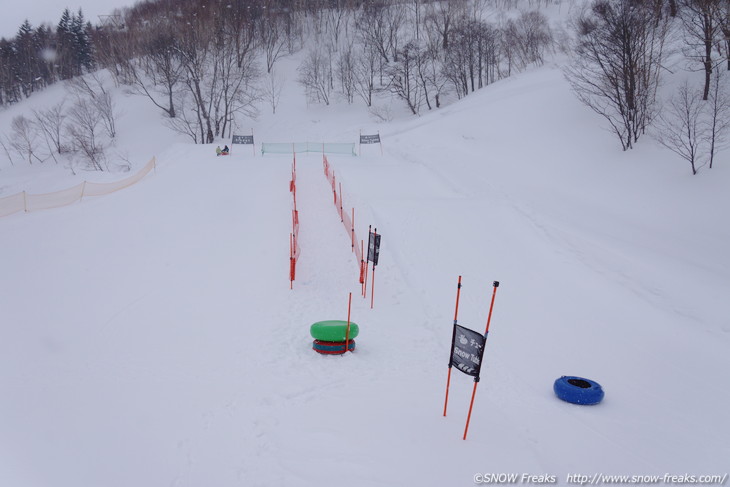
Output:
[{"xmin": 443, "ymin": 278, "xmax": 500, "ymax": 440}]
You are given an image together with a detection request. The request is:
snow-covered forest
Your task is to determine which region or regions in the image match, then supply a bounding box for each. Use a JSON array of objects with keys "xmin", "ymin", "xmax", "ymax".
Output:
[{"xmin": 1, "ymin": 0, "xmax": 729, "ymax": 175}]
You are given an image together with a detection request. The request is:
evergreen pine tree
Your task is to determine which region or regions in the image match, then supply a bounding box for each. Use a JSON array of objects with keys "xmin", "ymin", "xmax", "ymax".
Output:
[{"xmin": 56, "ymin": 8, "xmax": 76, "ymax": 79}]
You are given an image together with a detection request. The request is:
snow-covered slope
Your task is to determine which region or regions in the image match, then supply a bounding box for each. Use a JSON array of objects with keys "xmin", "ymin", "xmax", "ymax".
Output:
[{"xmin": 1, "ymin": 55, "xmax": 729, "ymax": 486}]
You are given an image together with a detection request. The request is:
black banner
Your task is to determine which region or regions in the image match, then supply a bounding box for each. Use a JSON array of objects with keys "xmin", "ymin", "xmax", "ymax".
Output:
[
  {"xmin": 450, "ymin": 324, "xmax": 486, "ymax": 378},
  {"xmin": 232, "ymin": 135, "xmax": 254, "ymax": 145},
  {"xmin": 367, "ymin": 231, "xmax": 381, "ymax": 266},
  {"xmin": 360, "ymin": 134, "xmax": 381, "ymax": 144}
]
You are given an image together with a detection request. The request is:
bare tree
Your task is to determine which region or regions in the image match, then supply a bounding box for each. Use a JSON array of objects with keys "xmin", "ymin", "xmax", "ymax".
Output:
[
  {"xmin": 33, "ymin": 102, "xmax": 67, "ymax": 159},
  {"xmin": 678, "ymin": 0, "xmax": 725, "ymax": 100},
  {"xmin": 164, "ymin": 91, "xmax": 203, "ymax": 144},
  {"xmin": 0, "ymin": 136, "xmax": 17, "ymax": 166},
  {"xmin": 721, "ymin": 0, "xmax": 730, "ymax": 70},
  {"xmin": 322, "ymin": 0, "xmax": 353, "ymax": 47},
  {"xmin": 10, "ymin": 116, "xmax": 43, "ymax": 164},
  {"xmin": 261, "ymin": 15, "xmax": 288, "ymax": 74},
  {"xmin": 706, "ymin": 68, "xmax": 730, "ymax": 167},
  {"xmin": 353, "ymin": 45, "xmax": 378, "ymax": 107},
  {"xmin": 387, "ymin": 40, "xmax": 424, "ymax": 115},
  {"xmin": 424, "ymin": 0, "xmax": 465, "ymax": 50},
  {"xmin": 96, "ymin": 92, "xmax": 118, "ymax": 139},
  {"xmin": 565, "ymin": 0, "xmax": 669, "ymax": 150},
  {"xmin": 263, "ymin": 67, "xmax": 284, "ymax": 114},
  {"xmin": 136, "ymin": 29, "xmax": 184, "ymax": 118},
  {"xmin": 67, "ymin": 98, "xmax": 105, "ymax": 171},
  {"xmin": 212, "ymin": 13, "xmax": 261, "ymax": 140},
  {"xmin": 68, "ymin": 73, "xmax": 118, "ymax": 139},
  {"xmin": 356, "ymin": 2, "xmax": 392, "ymax": 65},
  {"xmin": 298, "ymin": 47, "xmax": 333, "ymax": 105},
  {"xmin": 337, "ymin": 44, "xmax": 357, "ymax": 104},
  {"xmin": 176, "ymin": 16, "xmax": 216, "ymax": 144},
  {"xmin": 510, "ymin": 10, "xmax": 554, "ymax": 68},
  {"xmin": 444, "ymin": 19, "xmax": 499, "ymax": 97},
  {"xmin": 655, "ymin": 81, "xmax": 707, "ymax": 174}
]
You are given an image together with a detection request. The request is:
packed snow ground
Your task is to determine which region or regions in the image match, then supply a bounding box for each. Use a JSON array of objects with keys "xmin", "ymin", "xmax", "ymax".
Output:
[{"xmin": 2, "ymin": 51, "xmax": 730, "ymax": 487}]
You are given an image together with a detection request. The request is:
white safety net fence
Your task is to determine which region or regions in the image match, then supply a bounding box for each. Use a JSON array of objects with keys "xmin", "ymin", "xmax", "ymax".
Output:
[
  {"xmin": 261, "ymin": 142, "xmax": 356, "ymax": 156},
  {"xmin": 0, "ymin": 157, "xmax": 156, "ymax": 218}
]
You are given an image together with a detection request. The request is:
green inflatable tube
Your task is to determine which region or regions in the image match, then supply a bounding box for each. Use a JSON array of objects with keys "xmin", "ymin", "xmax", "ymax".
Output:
[{"xmin": 310, "ymin": 320, "xmax": 359, "ymax": 342}]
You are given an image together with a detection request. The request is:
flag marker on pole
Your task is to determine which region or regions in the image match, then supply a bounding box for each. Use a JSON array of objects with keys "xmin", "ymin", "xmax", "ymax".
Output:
[{"xmin": 442, "ymin": 278, "xmax": 501, "ymax": 440}]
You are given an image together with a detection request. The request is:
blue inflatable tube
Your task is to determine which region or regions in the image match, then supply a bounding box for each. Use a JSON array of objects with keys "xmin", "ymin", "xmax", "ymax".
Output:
[
  {"xmin": 554, "ymin": 376, "xmax": 604, "ymax": 405},
  {"xmin": 312, "ymin": 339, "xmax": 356, "ymax": 355}
]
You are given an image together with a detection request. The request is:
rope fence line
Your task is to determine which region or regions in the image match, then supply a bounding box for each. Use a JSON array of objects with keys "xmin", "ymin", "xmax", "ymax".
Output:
[{"xmin": 0, "ymin": 157, "xmax": 157, "ymax": 218}]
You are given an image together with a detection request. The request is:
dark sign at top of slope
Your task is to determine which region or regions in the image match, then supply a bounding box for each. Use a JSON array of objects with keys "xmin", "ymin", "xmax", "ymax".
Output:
[
  {"xmin": 232, "ymin": 135, "xmax": 254, "ymax": 145},
  {"xmin": 360, "ymin": 134, "xmax": 381, "ymax": 144}
]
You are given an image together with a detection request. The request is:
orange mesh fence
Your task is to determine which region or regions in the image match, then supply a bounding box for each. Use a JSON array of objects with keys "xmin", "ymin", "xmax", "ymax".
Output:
[
  {"xmin": 0, "ymin": 192, "xmax": 26, "ymax": 218},
  {"xmin": 0, "ymin": 157, "xmax": 156, "ymax": 218},
  {"xmin": 323, "ymin": 154, "xmax": 363, "ymax": 283},
  {"xmin": 290, "ymin": 154, "xmax": 301, "ymax": 287}
]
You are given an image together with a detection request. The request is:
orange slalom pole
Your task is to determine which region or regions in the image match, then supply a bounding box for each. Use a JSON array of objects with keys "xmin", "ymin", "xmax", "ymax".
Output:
[
  {"xmin": 463, "ymin": 381, "xmax": 479, "ymax": 440},
  {"xmin": 443, "ymin": 275, "xmax": 462, "ymax": 417},
  {"xmin": 443, "ymin": 368, "xmax": 453, "ymax": 417},
  {"xmin": 363, "ymin": 225, "xmax": 371, "ymax": 299},
  {"xmin": 344, "ymin": 292, "xmax": 353, "ymax": 354},
  {"xmin": 370, "ymin": 265, "xmax": 376, "ymax": 309},
  {"xmin": 361, "ymin": 240, "xmax": 367, "ymax": 297},
  {"xmin": 463, "ymin": 281, "xmax": 500, "ymax": 440},
  {"xmin": 483, "ymin": 281, "xmax": 500, "ymax": 335},
  {"xmin": 339, "ymin": 183, "xmax": 344, "ymax": 222},
  {"xmin": 289, "ymin": 233, "xmax": 294, "ymax": 290}
]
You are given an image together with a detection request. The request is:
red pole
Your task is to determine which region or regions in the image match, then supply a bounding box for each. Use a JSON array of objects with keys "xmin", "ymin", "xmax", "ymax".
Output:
[
  {"xmin": 463, "ymin": 382, "xmax": 479, "ymax": 440},
  {"xmin": 453, "ymin": 276, "xmax": 463, "ymax": 323},
  {"xmin": 339, "ymin": 183, "xmax": 344, "ymax": 222},
  {"xmin": 463, "ymin": 281, "xmax": 500, "ymax": 440},
  {"xmin": 289, "ymin": 233, "xmax": 294, "ymax": 290},
  {"xmin": 483, "ymin": 281, "xmax": 500, "ymax": 335},
  {"xmin": 370, "ymin": 265, "xmax": 376, "ymax": 309},
  {"xmin": 363, "ymin": 225, "xmax": 371, "ymax": 299},
  {"xmin": 443, "ymin": 368, "xmax": 453, "ymax": 417},
  {"xmin": 344, "ymin": 292, "xmax": 353, "ymax": 354},
  {"xmin": 361, "ymin": 240, "xmax": 367, "ymax": 297},
  {"xmin": 443, "ymin": 275, "xmax": 462, "ymax": 417},
  {"xmin": 351, "ymin": 208, "xmax": 355, "ymax": 252}
]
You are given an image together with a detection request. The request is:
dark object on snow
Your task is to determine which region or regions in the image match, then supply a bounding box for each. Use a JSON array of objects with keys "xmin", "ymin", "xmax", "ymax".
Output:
[{"xmin": 554, "ymin": 376, "xmax": 604, "ymax": 405}]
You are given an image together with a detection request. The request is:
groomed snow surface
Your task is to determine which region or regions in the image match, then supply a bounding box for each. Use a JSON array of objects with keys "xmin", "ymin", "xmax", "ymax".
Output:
[{"xmin": 2, "ymin": 60, "xmax": 729, "ymax": 485}]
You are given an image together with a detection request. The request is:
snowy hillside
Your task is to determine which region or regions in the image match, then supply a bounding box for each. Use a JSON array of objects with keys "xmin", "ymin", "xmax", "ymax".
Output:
[{"xmin": 2, "ymin": 16, "xmax": 730, "ymax": 487}]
